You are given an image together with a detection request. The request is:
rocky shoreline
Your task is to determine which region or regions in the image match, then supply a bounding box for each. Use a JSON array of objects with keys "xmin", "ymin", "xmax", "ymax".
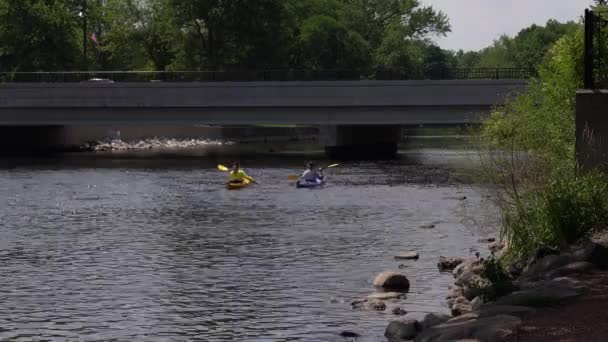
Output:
[
  {"xmin": 375, "ymin": 230, "xmax": 608, "ymax": 342},
  {"xmin": 80, "ymin": 138, "xmax": 231, "ymax": 151}
]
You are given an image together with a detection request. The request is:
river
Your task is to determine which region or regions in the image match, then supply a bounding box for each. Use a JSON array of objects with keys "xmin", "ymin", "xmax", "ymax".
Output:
[{"xmin": 0, "ymin": 145, "xmax": 499, "ymax": 342}]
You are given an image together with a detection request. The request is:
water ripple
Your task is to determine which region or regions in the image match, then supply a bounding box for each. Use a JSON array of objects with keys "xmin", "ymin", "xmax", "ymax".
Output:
[{"xmin": 0, "ymin": 161, "xmax": 499, "ymax": 341}]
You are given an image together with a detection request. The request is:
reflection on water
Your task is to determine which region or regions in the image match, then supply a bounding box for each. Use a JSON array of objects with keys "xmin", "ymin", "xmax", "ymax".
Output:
[{"xmin": 0, "ymin": 147, "xmax": 498, "ymax": 342}]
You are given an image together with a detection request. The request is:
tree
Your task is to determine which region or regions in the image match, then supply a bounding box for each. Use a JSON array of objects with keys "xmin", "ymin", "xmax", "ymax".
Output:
[
  {"xmin": 344, "ymin": 0, "xmax": 450, "ymax": 70},
  {"xmin": 168, "ymin": 0, "xmax": 292, "ymax": 70},
  {"xmin": 457, "ymin": 19, "xmax": 580, "ymax": 70},
  {"xmin": 297, "ymin": 14, "xmax": 370, "ymax": 69},
  {"xmin": 100, "ymin": 0, "xmax": 178, "ymax": 71},
  {"xmin": 0, "ymin": 0, "xmax": 81, "ymax": 71}
]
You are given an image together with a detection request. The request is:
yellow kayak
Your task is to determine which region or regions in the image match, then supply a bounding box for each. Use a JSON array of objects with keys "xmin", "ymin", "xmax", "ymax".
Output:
[{"xmin": 227, "ymin": 178, "xmax": 251, "ymax": 190}]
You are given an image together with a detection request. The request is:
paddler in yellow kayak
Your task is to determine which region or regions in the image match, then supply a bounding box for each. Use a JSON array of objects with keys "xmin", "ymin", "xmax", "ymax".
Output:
[{"xmin": 228, "ymin": 161, "xmax": 256, "ymax": 187}]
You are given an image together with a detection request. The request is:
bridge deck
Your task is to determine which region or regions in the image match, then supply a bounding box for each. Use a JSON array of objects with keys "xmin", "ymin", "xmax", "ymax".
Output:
[{"xmin": 0, "ymin": 80, "xmax": 527, "ymax": 126}]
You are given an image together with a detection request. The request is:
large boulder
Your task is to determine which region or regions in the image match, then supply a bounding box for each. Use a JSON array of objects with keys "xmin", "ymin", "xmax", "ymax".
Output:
[
  {"xmin": 385, "ymin": 319, "xmax": 421, "ymax": 341},
  {"xmin": 547, "ymin": 261, "xmax": 596, "ymax": 278},
  {"xmin": 495, "ymin": 279, "xmax": 586, "ymax": 307},
  {"xmin": 438, "ymin": 256, "xmax": 465, "ymax": 271},
  {"xmin": 414, "ymin": 315, "xmax": 521, "ymax": 342},
  {"xmin": 521, "ymin": 253, "xmax": 576, "ymax": 280},
  {"xmin": 419, "ymin": 313, "xmax": 451, "ymax": 330},
  {"xmin": 573, "ymin": 231, "xmax": 608, "ymax": 269},
  {"xmin": 373, "ymin": 272, "xmax": 410, "ymax": 292},
  {"xmin": 477, "ymin": 304, "xmax": 536, "ymax": 319}
]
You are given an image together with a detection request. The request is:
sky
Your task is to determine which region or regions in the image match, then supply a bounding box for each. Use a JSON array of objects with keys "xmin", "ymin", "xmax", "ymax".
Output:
[{"xmin": 420, "ymin": 0, "xmax": 595, "ymax": 51}]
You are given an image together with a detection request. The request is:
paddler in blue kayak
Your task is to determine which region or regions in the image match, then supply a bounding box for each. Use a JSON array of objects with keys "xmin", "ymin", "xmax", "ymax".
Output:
[
  {"xmin": 229, "ymin": 161, "xmax": 253, "ymax": 184},
  {"xmin": 300, "ymin": 162, "xmax": 324, "ymax": 184}
]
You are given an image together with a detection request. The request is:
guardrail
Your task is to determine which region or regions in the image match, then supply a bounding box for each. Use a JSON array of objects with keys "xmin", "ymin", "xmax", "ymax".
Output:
[{"xmin": 0, "ymin": 68, "xmax": 535, "ymax": 83}]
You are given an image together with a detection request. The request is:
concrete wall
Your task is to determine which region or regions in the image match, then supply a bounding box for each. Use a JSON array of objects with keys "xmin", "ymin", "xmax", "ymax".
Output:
[
  {"xmin": 576, "ymin": 90, "xmax": 608, "ymax": 170},
  {"xmin": 0, "ymin": 80, "xmax": 527, "ymax": 126}
]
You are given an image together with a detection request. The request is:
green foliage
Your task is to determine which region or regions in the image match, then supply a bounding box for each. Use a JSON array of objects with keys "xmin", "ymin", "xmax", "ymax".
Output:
[
  {"xmin": 456, "ymin": 20, "xmax": 580, "ymax": 70},
  {"xmin": 478, "ymin": 25, "xmax": 608, "ymax": 260},
  {"xmin": 481, "ymin": 256, "xmax": 514, "ymax": 300},
  {"xmin": 480, "ymin": 29, "xmax": 584, "ymax": 169},
  {"xmin": 503, "ymin": 171, "xmax": 608, "ymax": 258},
  {"xmin": 298, "ymin": 15, "xmax": 370, "ymax": 69},
  {"xmin": 0, "ymin": 0, "xmax": 452, "ymax": 72},
  {"xmin": 0, "ymin": 0, "xmax": 81, "ymax": 71}
]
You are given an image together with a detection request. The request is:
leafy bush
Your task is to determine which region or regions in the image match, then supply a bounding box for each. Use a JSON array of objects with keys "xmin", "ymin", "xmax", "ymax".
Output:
[
  {"xmin": 481, "ymin": 256, "xmax": 514, "ymax": 301},
  {"xmin": 503, "ymin": 171, "xmax": 608, "ymax": 258},
  {"xmin": 477, "ymin": 27, "xmax": 608, "ymax": 261}
]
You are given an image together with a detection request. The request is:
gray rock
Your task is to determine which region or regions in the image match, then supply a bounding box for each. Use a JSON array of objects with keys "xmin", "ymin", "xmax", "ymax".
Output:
[
  {"xmin": 453, "ymin": 296, "xmax": 471, "ymax": 306},
  {"xmin": 478, "ymin": 237, "xmax": 496, "ymax": 243},
  {"xmin": 573, "ymin": 232, "xmax": 608, "ymax": 269},
  {"xmin": 414, "ymin": 314, "xmax": 521, "ymax": 342},
  {"xmin": 452, "ymin": 302, "xmax": 473, "ymax": 316},
  {"xmin": 395, "ymin": 251, "xmax": 420, "ymax": 260},
  {"xmin": 470, "ymin": 297, "xmax": 483, "ymax": 311},
  {"xmin": 477, "ymin": 304, "xmax": 536, "ymax": 319},
  {"xmin": 373, "ymin": 272, "xmax": 410, "ymax": 292},
  {"xmin": 368, "ymin": 299, "xmax": 387, "ymax": 311},
  {"xmin": 547, "ymin": 261, "xmax": 595, "ymax": 278},
  {"xmin": 339, "ymin": 331, "xmax": 361, "ymax": 338},
  {"xmin": 488, "ymin": 241, "xmax": 506, "ymax": 253},
  {"xmin": 453, "ymin": 259, "xmax": 482, "ymax": 280},
  {"xmin": 495, "ymin": 282, "xmax": 586, "ymax": 307},
  {"xmin": 438, "ymin": 256, "xmax": 465, "ymax": 271},
  {"xmin": 385, "ymin": 319, "xmax": 421, "ymax": 341},
  {"xmin": 392, "ymin": 307, "xmax": 407, "ymax": 316},
  {"xmin": 446, "ymin": 286, "xmax": 463, "ymax": 299},
  {"xmin": 351, "ymin": 298, "xmax": 367, "ymax": 309},
  {"xmin": 521, "ymin": 254, "xmax": 576, "ymax": 280},
  {"xmin": 367, "ymin": 292, "xmax": 403, "ymax": 300},
  {"xmin": 419, "ymin": 313, "xmax": 451, "ymax": 329}
]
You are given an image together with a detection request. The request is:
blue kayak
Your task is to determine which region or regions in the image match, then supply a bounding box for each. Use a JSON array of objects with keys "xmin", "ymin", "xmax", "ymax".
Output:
[{"xmin": 296, "ymin": 177, "xmax": 326, "ymax": 189}]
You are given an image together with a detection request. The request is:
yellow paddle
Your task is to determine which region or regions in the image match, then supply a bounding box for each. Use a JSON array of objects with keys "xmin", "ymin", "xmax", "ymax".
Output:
[
  {"xmin": 288, "ymin": 163, "xmax": 340, "ymax": 180},
  {"xmin": 217, "ymin": 164, "xmax": 258, "ymax": 184}
]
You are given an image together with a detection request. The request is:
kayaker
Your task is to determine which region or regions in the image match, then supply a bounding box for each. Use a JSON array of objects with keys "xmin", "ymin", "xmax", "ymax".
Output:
[
  {"xmin": 229, "ymin": 161, "xmax": 252, "ymax": 184},
  {"xmin": 300, "ymin": 162, "xmax": 323, "ymax": 183}
]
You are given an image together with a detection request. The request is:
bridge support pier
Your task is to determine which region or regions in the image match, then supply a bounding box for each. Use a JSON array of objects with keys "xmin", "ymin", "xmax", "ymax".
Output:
[
  {"xmin": 576, "ymin": 90, "xmax": 608, "ymax": 171},
  {"xmin": 321, "ymin": 125, "xmax": 401, "ymax": 159},
  {"xmin": 0, "ymin": 126, "xmax": 66, "ymax": 155}
]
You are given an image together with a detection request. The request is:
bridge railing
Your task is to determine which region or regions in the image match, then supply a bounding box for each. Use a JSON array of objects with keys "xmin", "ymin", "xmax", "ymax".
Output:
[
  {"xmin": 0, "ymin": 68, "xmax": 534, "ymax": 83},
  {"xmin": 584, "ymin": 8, "xmax": 608, "ymax": 89}
]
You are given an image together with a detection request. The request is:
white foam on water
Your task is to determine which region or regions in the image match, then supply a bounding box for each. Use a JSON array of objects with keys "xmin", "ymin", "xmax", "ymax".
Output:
[{"xmin": 89, "ymin": 137, "xmax": 234, "ymax": 151}]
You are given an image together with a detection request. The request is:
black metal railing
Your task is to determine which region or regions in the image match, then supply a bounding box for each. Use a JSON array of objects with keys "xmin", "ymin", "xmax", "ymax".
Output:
[
  {"xmin": 0, "ymin": 68, "xmax": 535, "ymax": 83},
  {"xmin": 585, "ymin": 8, "xmax": 608, "ymax": 89}
]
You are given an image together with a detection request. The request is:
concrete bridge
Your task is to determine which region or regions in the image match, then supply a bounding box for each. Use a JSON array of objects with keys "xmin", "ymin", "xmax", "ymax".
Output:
[{"xmin": 0, "ymin": 78, "xmax": 528, "ymax": 157}]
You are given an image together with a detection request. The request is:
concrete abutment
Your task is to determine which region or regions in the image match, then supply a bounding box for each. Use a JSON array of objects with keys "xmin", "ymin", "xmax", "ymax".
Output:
[
  {"xmin": 321, "ymin": 125, "xmax": 401, "ymax": 159},
  {"xmin": 576, "ymin": 90, "xmax": 608, "ymax": 171}
]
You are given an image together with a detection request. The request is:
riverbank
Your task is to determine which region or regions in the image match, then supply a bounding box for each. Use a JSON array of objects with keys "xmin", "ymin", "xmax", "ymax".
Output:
[{"xmin": 381, "ymin": 229, "xmax": 608, "ymax": 341}]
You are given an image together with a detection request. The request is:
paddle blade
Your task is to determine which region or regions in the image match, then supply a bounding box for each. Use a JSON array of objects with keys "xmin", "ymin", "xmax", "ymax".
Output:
[
  {"xmin": 326, "ymin": 164, "xmax": 340, "ymax": 168},
  {"xmin": 217, "ymin": 164, "xmax": 229, "ymax": 171},
  {"xmin": 288, "ymin": 175, "xmax": 300, "ymax": 181}
]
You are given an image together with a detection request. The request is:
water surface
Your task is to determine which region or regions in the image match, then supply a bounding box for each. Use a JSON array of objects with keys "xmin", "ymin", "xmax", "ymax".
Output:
[{"xmin": 0, "ymin": 149, "xmax": 499, "ymax": 341}]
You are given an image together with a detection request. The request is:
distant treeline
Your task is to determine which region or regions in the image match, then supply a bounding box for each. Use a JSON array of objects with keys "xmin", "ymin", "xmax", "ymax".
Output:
[{"xmin": 0, "ymin": 0, "xmax": 582, "ymax": 73}]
